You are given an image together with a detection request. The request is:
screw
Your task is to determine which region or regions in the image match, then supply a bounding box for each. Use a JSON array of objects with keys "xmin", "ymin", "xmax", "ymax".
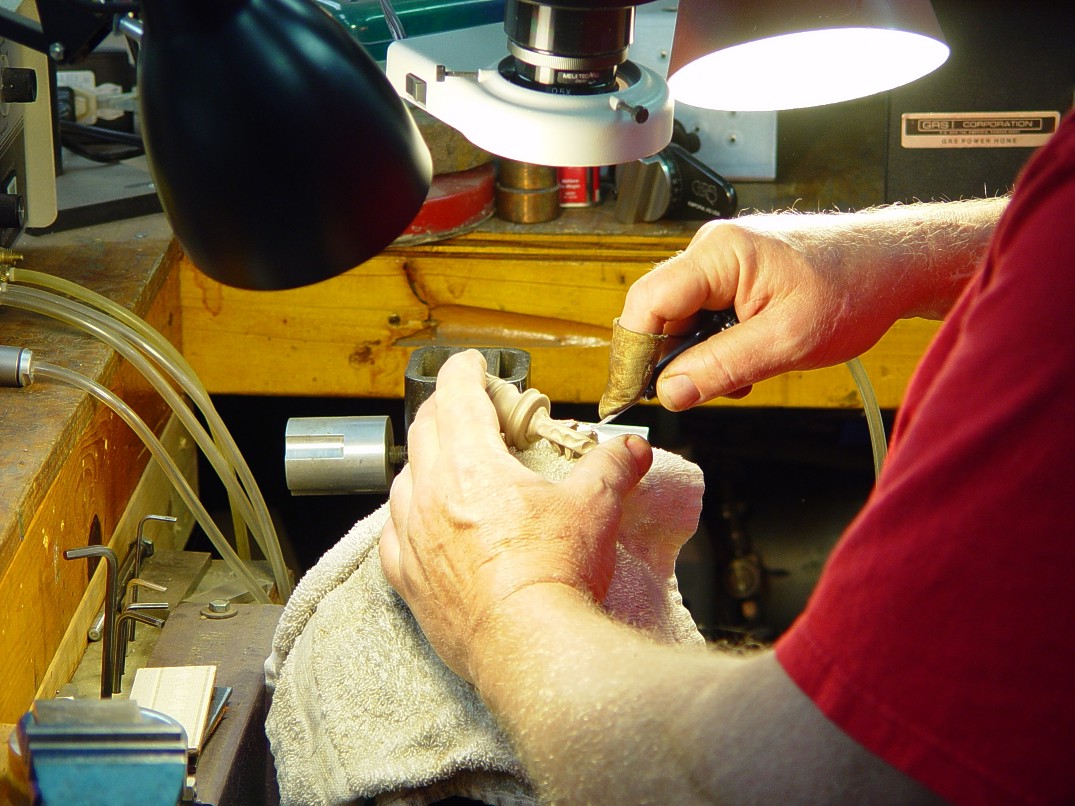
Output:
[
  {"xmin": 48, "ymin": 42, "xmax": 65, "ymax": 61},
  {"xmin": 388, "ymin": 445, "xmax": 408, "ymax": 466},
  {"xmin": 614, "ymin": 100, "xmax": 649, "ymax": 125},
  {"xmin": 201, "ymin": 598, "xmax": 237, "ymax": 619}
]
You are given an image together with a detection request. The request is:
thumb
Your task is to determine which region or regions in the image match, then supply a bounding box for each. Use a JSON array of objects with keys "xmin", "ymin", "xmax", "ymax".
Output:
[
  {"xmin": 657, "ymin": 315, "xmax": 783, "ymax": 408},
  {"xmin": 378, "ymin": 518, "xmax": 403, "ymax": 593},
  {"xmin": 571, "ymin": 434, "xmax": 653, "ymax": 505}
]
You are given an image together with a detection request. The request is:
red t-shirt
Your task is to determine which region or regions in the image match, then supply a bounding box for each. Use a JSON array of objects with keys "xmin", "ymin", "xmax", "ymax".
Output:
[{"xmin": 776, "ymin": 111, "xmax": 1075, "ymax": 805}]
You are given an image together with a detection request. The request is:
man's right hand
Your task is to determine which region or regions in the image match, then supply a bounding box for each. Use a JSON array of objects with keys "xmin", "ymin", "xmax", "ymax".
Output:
[{"xmin": 616, "ymin": 199, "xmax": 1004, "ymax": 411}]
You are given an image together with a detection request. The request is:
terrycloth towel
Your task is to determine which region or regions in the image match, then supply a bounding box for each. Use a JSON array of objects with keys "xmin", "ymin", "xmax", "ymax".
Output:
[{"xmin": 264, "ymin": 441, "xmax": 706, "ymax": 806}]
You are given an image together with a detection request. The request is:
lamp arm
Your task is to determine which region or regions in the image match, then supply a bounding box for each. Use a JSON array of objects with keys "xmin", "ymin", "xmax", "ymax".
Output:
[
  {"xmin": 0, "ymin": 7, "xmax": 50, "ymax": 53},
  {"xmin": 0, "ymin": 0, "xmax": 115, "ymax": 63}
]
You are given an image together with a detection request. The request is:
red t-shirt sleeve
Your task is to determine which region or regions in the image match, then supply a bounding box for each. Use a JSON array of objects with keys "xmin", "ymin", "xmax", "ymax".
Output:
[{"xmin": 776, "ymin": 113, "xmax": 1075, "ymax": 806}]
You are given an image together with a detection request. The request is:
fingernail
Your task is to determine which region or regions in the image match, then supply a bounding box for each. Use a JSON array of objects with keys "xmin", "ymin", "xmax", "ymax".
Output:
[
  {"xmin": 623, "ymin": 434, "xmax": 652, "ymax": 463},
  {"xmin": 658, "ymin": 374, "xmax": 701, "ymax": 410}
]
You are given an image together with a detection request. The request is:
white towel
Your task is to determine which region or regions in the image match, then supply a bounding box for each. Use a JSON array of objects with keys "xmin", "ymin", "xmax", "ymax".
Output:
[{"xmin": 264, "ymin": 441, "xmax": 706, "ymax": 806}]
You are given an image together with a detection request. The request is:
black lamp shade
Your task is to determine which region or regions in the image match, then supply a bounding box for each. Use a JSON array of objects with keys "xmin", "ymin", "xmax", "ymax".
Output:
[
  {"xmin": 667, "ymin": 0, "xmax": 949, "ymax": 111},
  {"xmin": 138, "ymin": 0, "xmax": 433, "ymax": 290}
]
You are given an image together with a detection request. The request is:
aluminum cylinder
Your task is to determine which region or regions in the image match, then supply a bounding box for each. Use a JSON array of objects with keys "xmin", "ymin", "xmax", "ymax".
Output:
[
  {"xmin": 0, "ymin": 345, "xmax": 33, "ymax": 387},
  {"xmin": 284, "ymin": 416, "xmax": 396, "ymax": 495}
]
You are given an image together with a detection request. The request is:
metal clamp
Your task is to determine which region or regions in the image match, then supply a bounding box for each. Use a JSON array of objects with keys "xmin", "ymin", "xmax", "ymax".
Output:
[
  {"xmin": 283, "ymin": 347, "xmax": 534, "ymax": 496},
  {"xmin": 15, "ymin": 699, "xmax": 188, "ymax": 806}
]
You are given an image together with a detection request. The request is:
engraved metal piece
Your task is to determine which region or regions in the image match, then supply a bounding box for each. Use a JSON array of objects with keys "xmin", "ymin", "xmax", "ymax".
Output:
[{"xmin": 598, "ymin": 317, "xmax": 667, "ymax": 420}]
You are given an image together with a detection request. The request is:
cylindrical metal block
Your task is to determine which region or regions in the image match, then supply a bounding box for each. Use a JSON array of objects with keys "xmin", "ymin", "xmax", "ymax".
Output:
[
  {"xmin": 497, "ymin": 159, "xmax": 558, "ymax": 190},
  {"xmin": 284, "ymin": 416, "xmax": 395, "ymax": 495},
  {"xmin": 495, "ymin": 184, "xmax": 562, "ymax": 223},
  {"xmin": 0, "ymin": 345, "xmax": 33, "ymax": 387},
  {"xmin": 496, "ymin": 159, "xmax": 562, "ymax": 223}
]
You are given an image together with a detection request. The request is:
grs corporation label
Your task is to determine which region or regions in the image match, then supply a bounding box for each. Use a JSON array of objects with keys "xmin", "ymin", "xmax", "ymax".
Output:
[{"xmin": 901, "ymin": 111, "xmax": 1060, "ymax": 149}]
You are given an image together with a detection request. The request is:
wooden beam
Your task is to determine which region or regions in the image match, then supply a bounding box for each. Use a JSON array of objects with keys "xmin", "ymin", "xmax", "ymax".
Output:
[{"xmin": 179, "ymin": 225, "xmax": 938, "ymax": 408}]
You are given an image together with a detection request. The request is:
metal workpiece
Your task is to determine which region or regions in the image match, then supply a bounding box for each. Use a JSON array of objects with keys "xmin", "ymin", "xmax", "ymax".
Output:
[
  {"xmin": 124, "ymin": 578, "xmax": 168, "ymax": 643},
  {"xmin": 283, "ymin": 347, "xmax": 540, "ymax": 495},
  {"xmin": 200, "ymin": 598, "xmax": 238, "ymax": 619},
  {"xmin": 63, "ymin": 545, "xmax": 119, "ymax": 699},
  {"xmin": 0, "ymin": 344, "xmax": 34, "ymax": 387},
  {"xmin": 285, "ymin": 415, "xmax": 400, "ymax": 495},
  {"xmin": 495, "ymin": 159, "xmax": 562, "ymax": 224},
  {"xmin": 126, "ymin": 577, "xmax": 167, "ymax": 603},
  {"xmin": 126, "ymin": 515, "xmax": 172, "ymax": 635},
  {"xmin": 135, "ymin": 514, "xmax": 173, "ymax": 577},
  {"xmin": 405, "ymin": 346, "xmax": 532, "ymax": 431},
  {"xmin": 88, "ymin": 611, "xmax": 107, "ymax": 642},
  {"xmin": 87, "ymin": 516, "xmax": 170, "ymax": 643},
  {"xmin": 64, "ymin": 522, "xmax": 175, "ymax": 697},
  {"xmin": 496, "ymin": 160, "xmax": 558, "ymax": 190}
]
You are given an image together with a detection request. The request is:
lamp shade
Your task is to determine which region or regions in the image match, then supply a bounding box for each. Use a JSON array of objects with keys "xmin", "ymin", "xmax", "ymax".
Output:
[
  {"xmin": 667, "ymin": 0, "xmax": 949, "ymax": 111},
  {"xmin": 138, "ymin": 0, "xmax": 433, "ymax": 290}
]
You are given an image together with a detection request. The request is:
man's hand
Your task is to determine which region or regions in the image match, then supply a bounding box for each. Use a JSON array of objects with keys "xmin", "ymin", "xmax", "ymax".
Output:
[
  {"xmin": 618, "ymin": 199, "xmax": 1003, "ymax": 411},
  {"xmin": 379, "ymin": 349, "xmax": 652, "ymax": 680}
]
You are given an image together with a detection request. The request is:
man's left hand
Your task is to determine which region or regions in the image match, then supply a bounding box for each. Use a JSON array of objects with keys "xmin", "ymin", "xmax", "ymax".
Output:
[{"xmin": 379, "ymin": 349, "xmax": 653, "ymax": 680}]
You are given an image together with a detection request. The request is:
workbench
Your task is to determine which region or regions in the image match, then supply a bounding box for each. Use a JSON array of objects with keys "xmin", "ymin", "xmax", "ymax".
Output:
[{"xmin": 1, "ymin": 93, "xmax": 939, "ymax": 739}]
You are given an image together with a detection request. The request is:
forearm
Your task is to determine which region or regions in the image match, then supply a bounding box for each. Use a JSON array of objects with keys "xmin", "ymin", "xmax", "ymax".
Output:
[
  {"xmin": 470, "ymin": 584, "xmax": 746, "ymax": 803},
  {"xmin": 468, "ymin": 584, "xmax": 943, "ymax": 805},
  {"xmin": 739, "ymin": 196, "xmax": 1007, "ymax": 321}
]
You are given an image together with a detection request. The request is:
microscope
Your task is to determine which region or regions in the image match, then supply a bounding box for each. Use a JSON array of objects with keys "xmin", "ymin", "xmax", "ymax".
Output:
[{"xmin": 385, "ymin": 0, "xmax": 675, "ymax": 167}]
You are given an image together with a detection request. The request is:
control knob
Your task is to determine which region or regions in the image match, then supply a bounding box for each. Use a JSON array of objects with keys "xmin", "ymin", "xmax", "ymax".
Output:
[
  {"xmin": 0, "ymin": 67, "xmax": 37, "ymax": 104},
  {"xmin": 614, "ymin": 142, "xmax": 737, "ymax": 224}
]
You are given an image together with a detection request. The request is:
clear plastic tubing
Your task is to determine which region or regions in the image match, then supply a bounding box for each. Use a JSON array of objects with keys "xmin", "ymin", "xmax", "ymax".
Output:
[
  {"xmin": 33, "ymin": 361, "xmax": 271, "ymax": 603},
  {"xmin": 2, "ymin": 284, "xmax": 292, "ymax": 600},
  {"xmin": 845, "ymin": 356, "xmax": 888, "ymax": 479},
  {"xmin": 10, "ymin": 268, "xmax": 252, "ymax": 558},
  {"xmin": 3, "ymin": 284, "xmax": 289, "ymax": 598},
  {"xmin": 0, "ymin": 286, "xmax": 262, "ymax": 548}
]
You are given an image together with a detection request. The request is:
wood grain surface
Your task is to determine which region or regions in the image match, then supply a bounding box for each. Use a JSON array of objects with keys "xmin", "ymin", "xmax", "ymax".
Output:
[{"xmin": 178, "ymin": 218, "xmax": 938, "ymax": 408}]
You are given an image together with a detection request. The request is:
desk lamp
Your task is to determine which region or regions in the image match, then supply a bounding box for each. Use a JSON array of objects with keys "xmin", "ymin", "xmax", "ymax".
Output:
[
  {"xmin": 135, "ymin": 0, "xmax": 434, "ymax": 290},
  {"xmin": 667, "ymin": 0, "xmax": 950, "ymax": 111},
  {"xmin": 1, "ymin": 0, "xmax": 434, "ymax": 290}
]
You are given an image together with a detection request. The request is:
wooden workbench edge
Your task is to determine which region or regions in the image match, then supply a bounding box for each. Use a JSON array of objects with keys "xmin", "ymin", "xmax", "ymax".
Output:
[{"xmin": 0, "ymin": 216, "xmax": 182, "ymax": 721}]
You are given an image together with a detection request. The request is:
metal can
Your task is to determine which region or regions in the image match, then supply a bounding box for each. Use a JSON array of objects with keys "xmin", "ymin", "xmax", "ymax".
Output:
[{"xmin": 557, "ymin": 166, "xmax": 602, "ymax": 207}]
